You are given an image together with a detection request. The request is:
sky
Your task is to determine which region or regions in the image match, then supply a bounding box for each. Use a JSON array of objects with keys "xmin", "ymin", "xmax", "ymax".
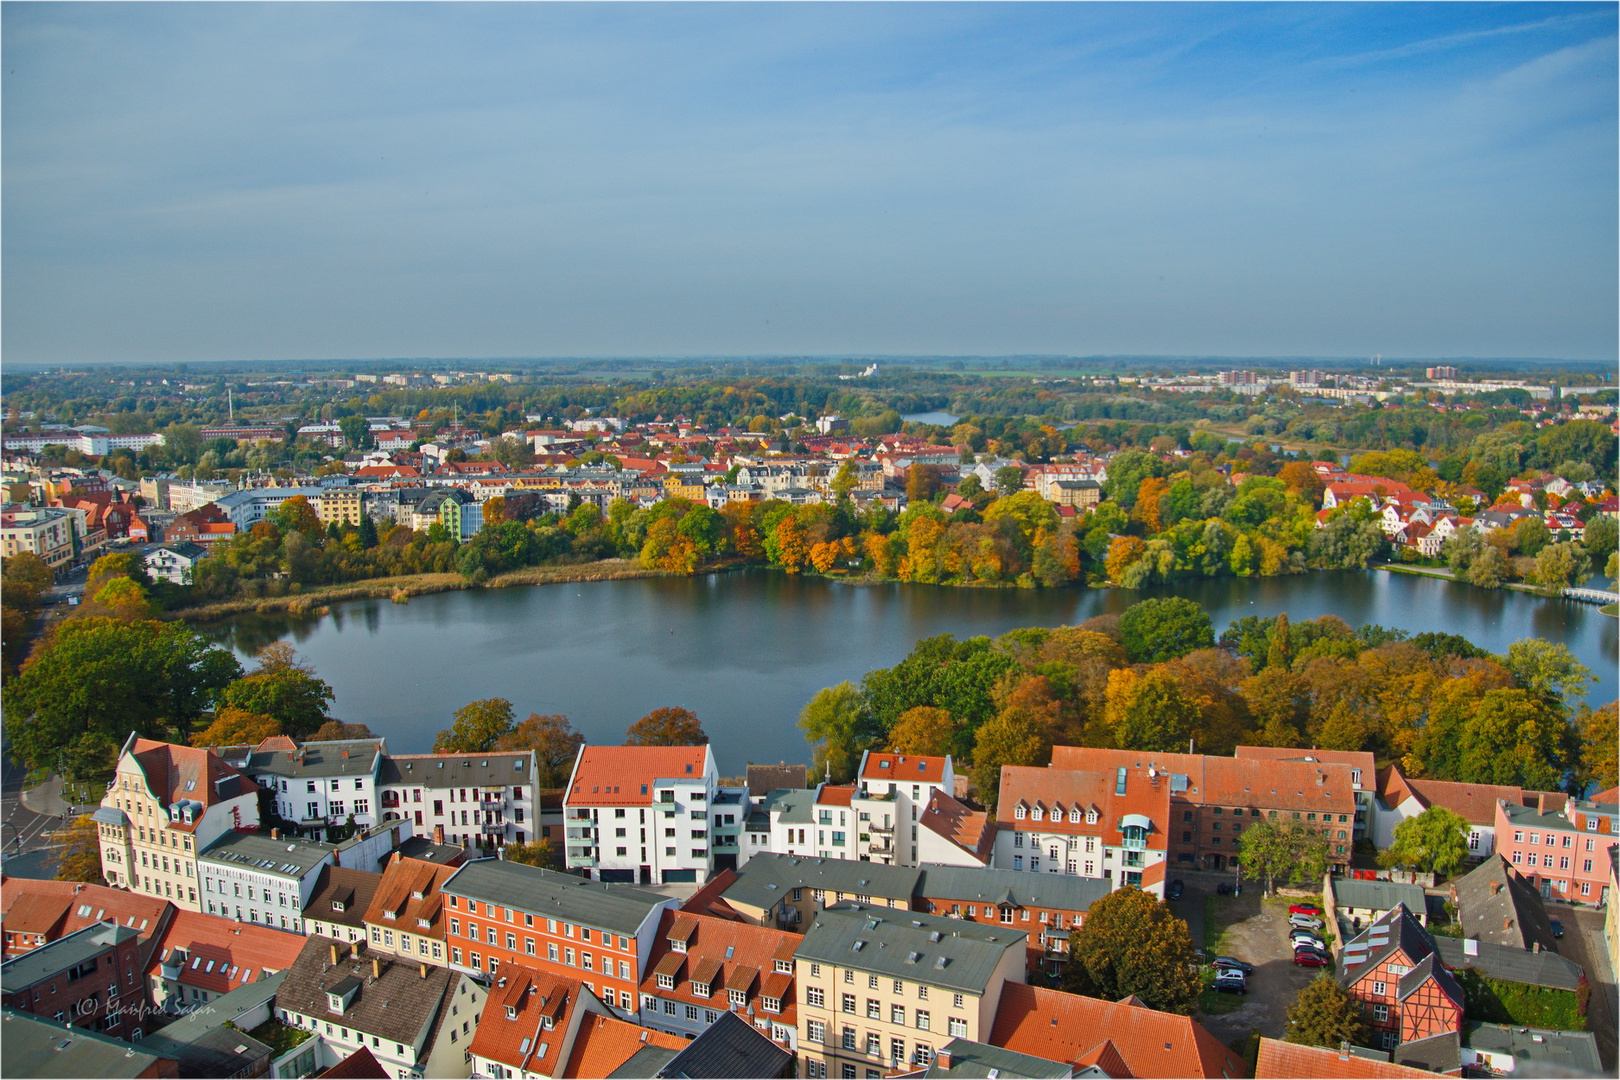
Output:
[{"xmin": 3, "ymin": 3, "xmax": 1616, "ymax": 365}]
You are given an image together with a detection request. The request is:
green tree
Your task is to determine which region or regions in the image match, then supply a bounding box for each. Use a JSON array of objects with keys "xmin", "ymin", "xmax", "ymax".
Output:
[
  {"xmin": 433, "ymin": 697, "xmax": 517, "ymax": 753},
  {"xmin": 1379, "ymin": 805, "xmax": 1471, "ymax": 877},
  {"xmin": 1455, "ymin": 689, "xmax": 1567, "ymax": 791},
  {"xmin": 970, "ymin": 687, "xmax": 1054, "ymax": 810},
  {"xmin": 502, "ymin": 838, "xmax": 556, "ymax": 868},
  {"xmin": 1103, "ymin": 667, "xmax": 1201, "ymax": 753},
  {"xmin": 830, "ymin": 461, "xmax": 859, "ymax": 502},
  {"xmin": 994, "ymin": 465, "xmax": 1026, "ymax": 496},
  {"xmin": 1266, "ymin": 612, "xmax": 1293, "ymax": 671},
  {"xmin": 1501, "ymin": 638, "xmax": 1595, "ymax": 707},
  {"xmin": 339, "ymin": 414, "xmax": 371, "ymax": 449},
  {"xmin": 1118, "ymin": 597, "xmax": 1214, "ymax": 663},
  {"xmin": 162, "ymin": 421, "xmax": 203, "ymax": 464},
  {"xmin": 53, "ymin": 816, "xmax": 106, "ymax": 886},
  {"xmin": 1061, "ymin": 887, "xmax": 1202, "ymax": 1015},
  {"xmin": 220, "ymin": 642, "xmax": 334, "ymax": 738},
  {"xmin": 1528, "ymin": 542, "xmax": 1591, "ymax": 593},
  {"xmin": 1238, "ymin": 817, "xmax": 1332, "ymax": 895},
  {"xmin": 1466, "ymin": 544, "xmax": 1510, "ymax": 588},
  {"xmin": 1582, "ymin": 514, "xmax": 1617, "ymax": 569},
  {"xmin": 496, "ymin": 713, "xmax": 587, "ymax": 786},
  {"xmin": 625, "ymin": 706, "xmax": 708, "ymax": 746},
  {"xmin": 799, "ymin": 683, "xmax": 876, "ymax": 783},
  {"xmin": 1285, "ymin": 975, "xmax": 1369, "ymax": 1049}
]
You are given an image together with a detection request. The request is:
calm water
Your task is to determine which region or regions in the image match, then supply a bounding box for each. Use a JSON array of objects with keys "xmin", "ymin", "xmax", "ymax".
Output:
[{"xmin": 210, "ymin": 571, "xmax": 1617, "ymax": 774}]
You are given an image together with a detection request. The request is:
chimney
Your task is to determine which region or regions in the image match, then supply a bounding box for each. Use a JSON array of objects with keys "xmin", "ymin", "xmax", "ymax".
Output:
[
  {"xmin": 1538, "ymin": 793, "xmax": 1547, "ymax": 815},
  {"xmin": 1504, "ymin": 916, "xmax": 1512, "ymax": 932},
  {"xmin": 1338, "ymin": 1042, "xmax": 1350, "ymax": 1062},
  {"xmin": 271, "ymin": 828, "xmax": 279, "ymax": 841},
  {"xmin": 372, "ymin": 957, "xmax": 382, "ymax": 979},
  {"xmin": 1533, "ymin": 942, "xmax": 1541, "ymax": 953},
  {"xmin": 936, "ymin": 1051, "xmax": 953, "ymax": 1070},
  {"xmin": 342, "ymin": 750, "xmax": 349, "ymax": 759},
  {"xmin": 329, "ymin": 943, "xmax": 340, "ymax": 966},
  {"xmin": 1491, "ymin": 881, "xmax": 1501, "ymax": 896},
  {"xmin": 351, "ymin": 940, "xmax": 363, "ymax": 959},
  {"xmin": 419, "ymin": 962, "xmax": 429, "ymax": 979},
  {"xmin": 434, "ymin": 825, "xmax": 445, "ymax": 845}
]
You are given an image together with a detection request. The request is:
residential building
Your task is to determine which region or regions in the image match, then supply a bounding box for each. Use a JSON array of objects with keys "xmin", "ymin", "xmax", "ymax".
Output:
[
  {"xmin": 743, "ymin": 789, "xmax": 818, "ymax": 865},
  {"xmin": 810, "ymin": 786, "xmax": 857, "ymax": 861},
  {"xmin": 361, "ymin": 855, "xmax": 458, "ymax": 966},
  {"xmin": 644, "ymin": 1008, "xmax": 797, "ymax": 1079},
  {"xmin": 1235, "ymin": 746, "xmax": 1374, "ymax": 841},
  {"xmin": 197, "ymin": 831, "xmax": 337, "ymax": 933},
  {"xmin": 852, "ymin": 753, "xmax": 955, "ymax": 867},
  {"xmin": 1376, "ymin": 765, "xmax": 1565, "ymax": 861},
  {"xmin": 441, "ymin": 858, "xmax": 677, "ymax": 1019},
  {"xmin": 96, "ymin": 737, "xmax": 260, "ymax": 912},
  {"xmin": 1, "ymin": 1008, "xmax": 179, "ymax": 1079},
  {"xmin": 1337, "ymin": 904, "xmax": 1464, "ymax": 1052},
  {"xmin": 142, "ymin": 541, "xmax": 208, "ymax": 585},
  {"xmin": 687, "ymin": 854, "xmax": 920, "ymax": 932},
  {"xmin": 466, "ymin": 964, "xmax": 606, "ymax": 1080},
  {"xmin": 146, "ymin": 911, "xmax": 305, "ymax": 1016},
  {"xmin": 1445, "ymin": 855, "xmax": 1559, "ymax": 952},
  {"xmin": 746, "ymin": 764, "xmax": 809, "ymax": 799},
  {"xmin": 563, "ymin": 745, "xmax": 719, "ymax": 885},
  {"xmin": 212, "ymin": 487, "xmax": 326, "ymax": 529},
  {"xmin": 560, "ymin": 1011, "xmax": 687, "ymax": 1078},
  {"xmin": 317, "ymin": 488, "xmax": 366, "ymax": 528},
  {"xmin": 273, "ymin": 936, "xmax": 484, "ymax": 1079},
  {"xmin": 378, "ymin": 750, "xmax": 540, "ymax": 855},
  {"xmin": 0, "ymin": 922, "xmax": 145, "ymax": 1040},
  {"xmin": 165, "ymin": 503, "xmax": 236, "ymax": 546},
  {"xmin": 915, "ymin": 792, "xmax": 994, "ymax": 869},
  {"xmin": 1324, "ymin": 877, "xmax": 1426, "ymax": 937},
  {"xmin": 135, "ymin": 970, "xmax": 285, "ymax": 1080},
  {"xmin": 994, "ymin": 759, "xmax": 1172, "ymax": 896},
  {"xmin": 636, "ymin": 910, "xmax": 798, "ymax": 1049},
  {"xmin": 915, "ymin": 1038, "xmax": 1072, "ymax": 1080},
  {"xmin": 913, "ymin": 865, "xmax": 1110, "ymax": 978},
  {"xmin": 1495, "ymin": 793, "xmax": 1618, "ymax": 904},
  {"xmin": 990, "ymin": 983, "xmax": 1248, "ymax": 1078},
  {"xmin": 303, "ymin": 867, "xmax": 385, "ymax": 947},
  {"xmin": 1254, "ymin": 1038, "xmax": 1435, "ymax": 1079},
  {"xmin": 245, "ymin": 738, "xmax": 385, "ymax": 842},
  {"xmin": 0, "ymin": 879, "xmax": 171, "ymax": 964},
  {"xmin": 793, "ymin": 902, "xmax": 1027, "ymax": 1078},
  {"xmin": 0, "ymin": 506, "xmax": 77, "ymax": 573}
]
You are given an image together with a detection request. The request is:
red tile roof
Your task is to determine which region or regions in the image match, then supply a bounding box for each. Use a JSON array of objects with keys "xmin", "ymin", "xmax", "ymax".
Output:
[
  {"xmin": 568, "ymin": 746, "xmax": 709, "ymax": 807},
  {"xmin": 2, "ymin": 878, "xmax": 171, "ymax": 955},
  {"xmin": 468, "ymin": 963, "xmax": 588, "ymax": 1075},
  {"xmin": 1255, "ymin": 1038, "xmax": 1433, "ymax": 1078},
  {"xmin": 363, "ymin": 855, "xmax": 459, "ymax": 941},
  {"xmin": 991, "ymin": 984, "xmax": 1244, "ymax": 1079},
  {"xmin": 816, "ymin": 785, "xmax": 854, "ymax": 808},
  {"xmin": 1235, "ymin": 746, "xmax": 1375, "ymax": 776},
  {"xmin": 148, "ymin": 910, "xmax": 306, "ymax": 995},
  {"xmin": 861, "ymin": 753, "xmax": 949, "ymax": 784},
  {"xmin": 1377, "ymin": 765, "xmax": 1566, "ymax": 826},
  {"xmin": 918, "ymin": 790, "xmax": 993, "ymax": 865},
  {"xmin": 561, "ymin": 1012, "xmax": 686, "ymax": 1078},
  {"xmin": 318, "ymin": 1047, "xmax": 391, "ymax": 1079},
  {"xmin": 998, "ymin": 763, "xmax": 1172, "ymax": 849},
  {"xmin": 129, "ymin": 738, "xmax": 253, "ymax": 815},
  {"xmin": 1049, "ymin": 747, "xmax": 1356, "ymax": 817},
  {"xmin": 638, "ymin": 910, "xmax": 798, "ymax": 1029}
]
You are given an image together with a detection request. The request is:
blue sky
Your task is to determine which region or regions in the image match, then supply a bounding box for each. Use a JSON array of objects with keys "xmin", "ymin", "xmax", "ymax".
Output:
[{"xmin": 3, "ymin": 3, "xmax": 1615, "ymax": 364}]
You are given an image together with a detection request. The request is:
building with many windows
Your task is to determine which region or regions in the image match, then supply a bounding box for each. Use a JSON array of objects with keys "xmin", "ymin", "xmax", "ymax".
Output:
[
  {"xmin": 378, "ymin": 750, "xmax": 540, "ymax": 855},
  {"xmin": 361, "ymin": 854, "xmax": 457, "ymax": 967},
  {"xmin": 243, "ymin": 737, "xmax": 384, "ymax": 842},
  {"xmin": 1495, "ymin": 793, "xmax": 1618, "ymax": 905},
  {"xmin": 197, "ymin": 831, "xmax": 337, "ymax": 933},
  {"xmin": 914, "ymin": 865, "xmax": 1110, "ymax": 978},
  {"xmin": 792, "ymin": 902, "xmax": 1027, "ymax": 1078},
  {"xmin": 564, "ymin": 745, "xmax": 720, "ymax": 885},
  {"xmin": 0, "ymin": 922, "xmax": 145, "ymax": 1041},
  {"xmin": 852, "ymin": 753, "xmax": 955, "ymax": 867},
  {"xmin": 636, "ymin": 909, "xmax": 798, "ymax": 1050}
]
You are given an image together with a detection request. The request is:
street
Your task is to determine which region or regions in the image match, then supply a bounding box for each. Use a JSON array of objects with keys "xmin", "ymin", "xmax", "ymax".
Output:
[{"xmin": 1549, "ymin": 902, "xmax": 1617, "ymax": 1072}]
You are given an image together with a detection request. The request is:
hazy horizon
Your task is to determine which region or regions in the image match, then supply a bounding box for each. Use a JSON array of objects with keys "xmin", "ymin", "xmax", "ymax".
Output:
[{"xmin": 5, "ymin": 3, "xmax": 1616, "ymax": 365}]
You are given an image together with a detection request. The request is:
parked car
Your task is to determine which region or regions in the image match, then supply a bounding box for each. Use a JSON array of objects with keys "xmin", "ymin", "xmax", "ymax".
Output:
[
  {"xmin": 1549, "ymin": 918, "xmax": 1564, "ymax": 938},
  {"xmin": 1293, "ymin": 949, "xmax": 1330, "ymax": 968},
  {"xmin": 1291, "ymin": 933, "xmax": 1328, "ymax": 952},
  {"xmin": 1167, "ymin": 880, "xmax": 1184, "ymax": 900},
  {"xmin": 1213, "ymin": 970, "xmax": 1247, "ymax": 994},
  {"xmin": 1289, "ymin": 903, "xmax": 1324, "ymax": 917},
  {"xmin": 1212, "ymin": 957, "xmax": 1253, "ymax": 975},
  {"xmin": 1289, "ymin": 914, "xmax": 1324, "ymax": 931}
]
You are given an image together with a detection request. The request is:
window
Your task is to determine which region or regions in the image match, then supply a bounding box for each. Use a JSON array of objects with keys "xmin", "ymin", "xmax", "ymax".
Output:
[
  {"xmin": 866, "ymin": 1033, "xmax": 881, "ymax": 1056},
  {"xmin": 1373, "ymin": 1004, "xmax": 1389, "ymax": 1022},
  {"xmin": 891, "ymin": 1037, "xmax": 907, "ymax": 1063},
  {"xmin": 915, "ymin": 1009, "xmax": 930, "ymax": 1030},
  {"xmin": 842, "ymin": 993, "xmax": 856, "ymax": 1014},
  {"xmin": 948, "ymin": 1017, "xmax": 967, "ymax": 1037},
  {"xmin": 807, "ymin": 1020, "xmax": 826, "ymax": 1044},
  {"xmin": 867, "ymin": 998, "xmax": 881, "ymax": 1019},
  {"xmin": 843, "ymin": 1026, "xmax": 857, "ymax": 1050},
  {"xmin": 952, "ymin": 993, "xmax": 964, "ymax": 1007},
  {"xmin": 807, "ymin": 987, "xmax": 825, "ymax": 1007},
  {"xmin": 1372, "ymin": 981, "xmax": 1386, "ymax": 995},
  {"xmin": 686, "ymin": 1004, "xmax": 700, "ymax": 1021},
  {"xmin": 868, "ymin": 974, "xmax": 879, "ymax": 990},
  {"xmin": 891, "ymin": 1004, "xmax": 905, "ymax": 1024}
]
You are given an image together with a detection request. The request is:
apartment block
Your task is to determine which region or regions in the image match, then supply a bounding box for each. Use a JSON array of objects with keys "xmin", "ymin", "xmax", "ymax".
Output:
[
  {"xmin": 564, "ymin": 745, "xmax": 720, "ymax": 885},
  {"xmin": 0, "ymin": 922, "xmax": 145, "ymax": 1040},
  {"xmin": 1495, "ymin": 794, "xmax": 1618, "ymax": 905},
  {"xmin": 380, "ymin": 750, "xmax": 540, "ymax": 854},
  {"xmin": 852, "ymin": 752, "xmax": 955, "ymax": 867}
]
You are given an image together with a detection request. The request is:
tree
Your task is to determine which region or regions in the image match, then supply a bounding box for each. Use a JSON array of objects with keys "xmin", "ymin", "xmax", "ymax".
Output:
[
  {"xmin": 311, "ymin": 720, "xmax": 378, "ymax": 741},
  {"xmin": 502, "ymin": 839, "xmax": 556, "ymax": 868},
  {"xmin": 1238, "ymin": 818, "xmax": 1332, "ymax": 895},
  {"xmin": 1528, "ymin": 542, "xmax": 1591, "ymax": 592},
  {"xmin": 1582, "ymin": 513, "xmax": 1617, "ymax": 568},
  {"xmin": 338, "ymin": 414, "xmax": 371, "ymax": 449},
  {"xmin": 85, "ymin": 551, "xmax": 151, "ymax": 594},
  {"xmin": 1266, "ymin": 612, "xmax": 1293, "ymax": 671},
  {"xmin": 1103, "ymin": 667, "xmax": 1200, "ymax": 753},
  {"xmin": 1380, "ymin": 805, "xmax": 1471, "ymax": 877},
  {"xmin": 1118, "ymin": 597, "xmax": 1214, "ymax": 663},
  {"xmin": 906, "ymin": 464, "xmax": 944, "ymax": 505},
  {"xmin": 799, "ymin": 683, "xmax": 876, "ymax": 783},
  {"xmin": 1466, "ymin": 544, "xmax": 1510, "ymax": 588},
  {"xmin": 53, "ymin": 815, "xmax": 105, "ymax": 886},
  {"xmin": 434, "ymin": 697, "xmax": 517, "ymax": 753},
  {"xmin": 625, "ymin": 706, "xmax": 708, "ymax": 746},
  {"xmin": 496, "ymin": 713, "xmax": 586, "ymax": 786},
  {"xmin": 886, "ymin": 707, "xmax": 959, "ymax": 757},
  {"xmin": 994, "ymin": 465, "xmax": 1026, "ymax": 496},
  {"xmin": 1501, "ymin": 639, "xmax": 1595, "ymax": 707},
  {"xmin": 189, "ymin": 707, "xmax": 282, "ymax": 748},
  {"xmin": 1061, "ymin": 887, "xmax": 1202, "ymax": 1015},
  {"xmin": 1286, "ymin": 975, "xmax": 1369, "ymax": 1049},
  {"xmin": 970, "ymin": 696, "xmax": 1052, "ymax": 811},
  {"xmin": 1455, "ymin": 689, "xmax": 1566, "ymax": 791},
  {"xmin": 269, "ymin": 494, "xmax": 323, "ymax": 538},
  {"xmin": 87, "ymin": 577, "xmax": 160, "ymax": 621},
  {"xmin": 221, "ymin": 643, "xmax": 334, "ymax": 738},
  {"xmin": 1575, "ymin": 701, "xmax": 1618, "ymax": 794}
]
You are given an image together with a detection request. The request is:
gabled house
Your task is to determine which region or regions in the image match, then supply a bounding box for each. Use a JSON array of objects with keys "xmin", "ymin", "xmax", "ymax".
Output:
[
  {"xmin": 361, "ymin": 855, "xmax": 457, "ymax": 966},
  {"xmin": 303, "ymin": 866, "xmax": 384, "ymax": 947},
  {"xmin": 563, "ymin": 745, "xmax": 720, "ymax": 886},
  {"xmin": 916, "ymin": 791, "xmax": 994, "ymax": 868},
  {"xmin": 636, "ymin": 910, "xmax": 798, "ymax": 1049},
  {"xmin": 853, "ymin": 752, "xmax": 956, "ymax": 867},
  {"xmin": 146, "ymin": 910, "xmax": 305, "ymax": 1016},
  {"xmin": 1338, "ymin": 904, "xmax": 1464, "ymax": 1052},
  {"xmin": 467, "ymin": 964, "xmax": 604, "ymax": 1080}
]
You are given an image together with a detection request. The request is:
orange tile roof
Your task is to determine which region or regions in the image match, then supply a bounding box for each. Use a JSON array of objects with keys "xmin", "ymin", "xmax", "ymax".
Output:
[
  {"xmin": 918, "ymin": 790, "xmax": 993, "ymax": 864},
  {"xmin": 468, "ymin": 962, "xmax": 587, "ymax": 1075},
  {"xmin": 318, "ymin": 1047, "xmax": 391, "ymax": 1079},
  {"xmin": 997, "ymin": 763, "xmax": 1173, "ymax": 849},
  {"xmin": 148, "ymin": 910, "xmax": 305, "ymax": 994},
  {"xmin": 861, "ymin": 753, "xmax": 949, "ymax": 784},
  {"xmin": 129, "ymin": 738, "xmax": 253, "ymax": 816},
  {"xmin": 991, "ymin": 984, "xmax": 1243, "ymax": 1079},
  {"xmin": 568, "ymin": 746, "xmax": 709, "ymax": 806},
  {"xmin": 561, "ymin": 1012, "xmax": 685, "ymax": 1078},
  {"xmin": 2, "ymin": 878, "xmax": 171, "ymax": 953},
  {"xmin": 1378, "ymin": 765, "xmax": 1566, "ymax": 826},
  {"xmin": 363, "ymin": 855, "xmax": 459, "ymax": 940},
  {"xmin": 1050, "ymin": 747, "xmax": 1356, "ymax": 816},
  {"xmin": 1255, "ymin": 1038, "xmax": 1433, "ymax": 1078},
  {"xmin": 817, "ymin": 785, "xmax": 854, "ymax": 807},
  {"xmin": 1235, "ymin": 745, "xmax": 1375, "ymax": 775},
  {"xmin": 637, "ymin": 910, "xmax": 798, "ymax": 1027}
]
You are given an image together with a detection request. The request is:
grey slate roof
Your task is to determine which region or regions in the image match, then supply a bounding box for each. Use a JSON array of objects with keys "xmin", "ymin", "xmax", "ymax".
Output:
[
  {"xmin": 1433, "ymin": 935, "xmax": 1584, "ymax": 990},
  {"xmin": 916, "ymin": 864, "xmax": 1111, "ymax": 913},
  {"xmin": 378, "ymin": 751, "xmax": 533, "ymax": 789},
  {"xmin": 248, "ymin": 740, "xmax": 383, "ymax": 781},
  {"xmin": 1450, "ymin": 855, "xmax": 1558, "ymax": 952},
  {"xmin": 722, "ymin": 853, "xmax": 920, "ymax": 913},
  {"xmin": 758, "ymin": 789, "xmax": 817, "ymax": 825},
  {"xmin": 1464, "ymin": 1021, "xmax": 1602, "ymax": 1076},
  {"xmin": 1391, "ymin": 1030, "xmax": 1460, "ymax": 1074},
  {"xmin": 651, "ymin": 1009, "xmax": 795, "ymax": 1078},
  {"xmin": 796, "ymin": 902, "xmax": 1025, "ymax": 995},
  {"xmin": 395, "ymin": 837, "xmax": 466, "ymax": 866},
  {"xmin": 1338, "ymin": 903, "xmax": 1433, "ymax": 988},
  {"xmin": 0, "ymin": 922, "xmax": 138, "ymax": 992},
  {"xmin": 1, "ymin": 1008, "xmax": 175, "ymax": 1079},
  {"xmin": 136, "ymin": 970, "xmax": 285, "ymax": 1078},
  {"xmin": 1330, "ymin": 877, "xmax": 1426, "ymax": 914},
  {"xmin": 608, "ymin": 1046, "xmax": 682, "ymax": 1078},
  {"xmin": 275, "ymin": 936, "xmax": 454, "ymax": 1048},
  {"xmin": 441, "ymin": 859, "xmax": 671, "ymax": 936},
  {"xmin": 200, "ymin": 831, "xmax": 336, "ymax": 880},
  {"xmin": 923, "ymin": 1038, "xmax": 1071, "ymax": 1079},
  {"xmin": 1395, "ymin": 954, "xmax": 1463, "ymax": 1011}
]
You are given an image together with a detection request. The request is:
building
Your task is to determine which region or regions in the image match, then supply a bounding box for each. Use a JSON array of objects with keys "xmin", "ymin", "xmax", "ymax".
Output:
[
  {"xmin": 913, "ymin": 865, "xmax": 1110, "ymax": 978},
  {"xmin": 441, "ymin": 858, "xmax": 677, "ymax": 1019},
  {"xmin": 1494, "ymin": 793, "xmax": 1618, "ymax": 905},
  {"xmin": 1235, "ymin": 746, "xmax": 1375, "ymax": 842},
  {"xmin": 143, "ymin": 542, "xmax": 208, "ymax": 586},
  {"xmin": 0, "ymin": 507, "xmax": 78, "ymax": 573},
  {"xmin": 746, "ymin": 764, "xmax": 809, "ymax": 798},
  {"xmin": 135, "ymin": 970, "xmax": 285, "ymax": 1080},
  {"xmin": 361, "ymin": 855, "xmax": 458, "ymax": 966},
  {"xmin": 994, "ymin": 759, "xmax": 1172, "ymax": 896},
  {"xmin": 852, "ymin": 753, "xmax": 955, "ymax": 867},
  {"xmin": 1254, "ymin": 1038, "xmax": 1434, "ymax": 1079},
  {"xmin": 198, "ymin": 831, "xmax": 339, "ymax": 933},
  {"xmin": 563, "ymin": 745, "xmax": 720, "ymax": 885},
  {"xmin": 245, "ymin": 738, "xmax": 385, "ymax": 842},
  {"xmin": 1, "ymin": 879, "xmax": 172, "ymax": 964},
  {"xmin": 636, "ymin": 909, "xmax": 798, "ymax": 1049},
  {"xmin": 317, "ymin": 489, "xmax": 365, "ymax": 528},
  {"xmin": 1446, "ymin": 855, "xmax": 1559, "ymax": 952},
  {"xmin": 915, "ymin": 791, "xmax": 995, "ymax": 869},
  {"xmin": 146, "ymin": 911, "xmax": 306, "ymax": 1016},
  {"xmin": 302, "ymin": 867, "xmax": 385, "ymax": 947},
  {"xmin": 689, "ymin": 854, "xmax": 920, "ymax": 932},
  {"xmin": 273, "ymin": 936, "xmax": 484, "ymax": 1079},
  {"xmin": 375, "ymin": 750, "xmax": 539, "ymax": 855},
  {"xmin": 1325, "ymin": 878, "xmax": 1427, "ymax": 937},
  {"xmin": 1, "ymin": 1008, "xmax": 179, "ymax": 1079},
  {"xmin": 95, "ymin": 737, "xmax": 260, "ymax": 912},
  {"xmin": 1337, "ymin": 904, "xmax": 1464, "ymax": 1053},
  {"xmin": 1375, "ymin": 765, "xmax": 1565, "ymax": 861},
  {"xmin": 644, "ymin": 1008, "xmax": 797, "ymax": 1079},
  {"xmin": 990, "ymin": 983, "xmax": 1247, "ymax": 1079},
  {"xmin": 465, "ymin": 964, "xmax": 606, "ymax": 1080},
  {"xmin": 793, "ymin": 901, "xmax": 1027, "ymax": 1078},
  {"xmin": 164, "ymin": 504, "xmax": 236, "ymax": 546},
  {"xmin": 0, "ymin": 922, "xmax": 145, "ymax": 1040},
  {"xmin": 560, "ymin": 1011, "xmax": 687, "ymax": 1078}
]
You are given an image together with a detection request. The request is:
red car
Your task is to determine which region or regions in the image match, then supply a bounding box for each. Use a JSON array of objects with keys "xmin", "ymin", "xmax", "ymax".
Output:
[
  {"xmin": 1289, "ymin": 903, "xmax": 1324, "ymax": 917},
  {"xmin": 1293, "ymin": 950, "xmax": 1330, "ymax": 967}
]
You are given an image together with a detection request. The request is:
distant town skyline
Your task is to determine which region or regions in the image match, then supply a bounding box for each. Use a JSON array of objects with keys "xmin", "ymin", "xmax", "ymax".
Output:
[{"xmin": 3, "ymin": 3, "xmax": 1615, "ymax": 365}]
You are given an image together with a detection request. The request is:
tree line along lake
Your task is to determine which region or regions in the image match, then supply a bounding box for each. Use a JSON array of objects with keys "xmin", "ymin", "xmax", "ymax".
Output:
[{"xmin": 205, "ymin": 569, "xmax": 1617, "ymax": 775}]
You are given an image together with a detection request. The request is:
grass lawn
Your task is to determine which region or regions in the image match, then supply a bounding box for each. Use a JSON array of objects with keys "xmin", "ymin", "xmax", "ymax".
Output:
[
  {"xmin": 1203, "ymin": 893, "xmax": 1246, "ymax": 955},
  {"xmin": 1198, "ymin": 969, "xmax": 1249, "ymax": 1015},
  {"xmin": 247, "ymin": 1019, "xmax": 312, "ymax": 1056}
]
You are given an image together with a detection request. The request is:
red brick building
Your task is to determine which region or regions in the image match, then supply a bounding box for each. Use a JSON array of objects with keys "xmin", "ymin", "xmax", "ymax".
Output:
[{"xmin": 0, "ymin": 921, "xmax": 146, "ymax": 1039}]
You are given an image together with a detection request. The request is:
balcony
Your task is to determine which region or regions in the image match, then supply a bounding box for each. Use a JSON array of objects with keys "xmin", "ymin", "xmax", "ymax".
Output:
[
  {"xmin": 565, "ymin": 827, "xmax": 596, "ymax": 841},
  {"xmin": 480, "ymin": 823, "xmax": 505, "ymax": 835},
  {"xmin": 867, "ymin": 822, "xmax": 894, "ymax": 835},
  {"xmin": 567, "ymin": 854, "xmax": 598, "ymax": 868},
  {"xmin": 858, "ymin": 789, "xmax": 896, "ymax": 802}
]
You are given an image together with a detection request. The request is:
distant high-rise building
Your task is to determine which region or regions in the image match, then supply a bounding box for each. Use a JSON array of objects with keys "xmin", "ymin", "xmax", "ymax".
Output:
[
  {"xmin": 1217, "ymin": 370, "xmax": 1257, "ymax": 386},
  {"xmin": 1427, "ymin": 365, "xmax": 1458, "ymax": 380},
  {"xmin": 1288, "ymin": 370, "xmax": 1325, "ymax": 387}
]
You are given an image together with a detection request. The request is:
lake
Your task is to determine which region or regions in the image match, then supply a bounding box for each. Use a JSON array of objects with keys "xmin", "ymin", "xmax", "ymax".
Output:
[{"xmin": 209, "ymin": 571, "xmax": 1616, "ymax": 774}]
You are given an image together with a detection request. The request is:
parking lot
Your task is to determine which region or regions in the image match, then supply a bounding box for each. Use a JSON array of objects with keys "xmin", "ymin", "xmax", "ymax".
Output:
[{"xmin": 1168, "ymin": 873, "xmax": 1328, "ymax": 1046}]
